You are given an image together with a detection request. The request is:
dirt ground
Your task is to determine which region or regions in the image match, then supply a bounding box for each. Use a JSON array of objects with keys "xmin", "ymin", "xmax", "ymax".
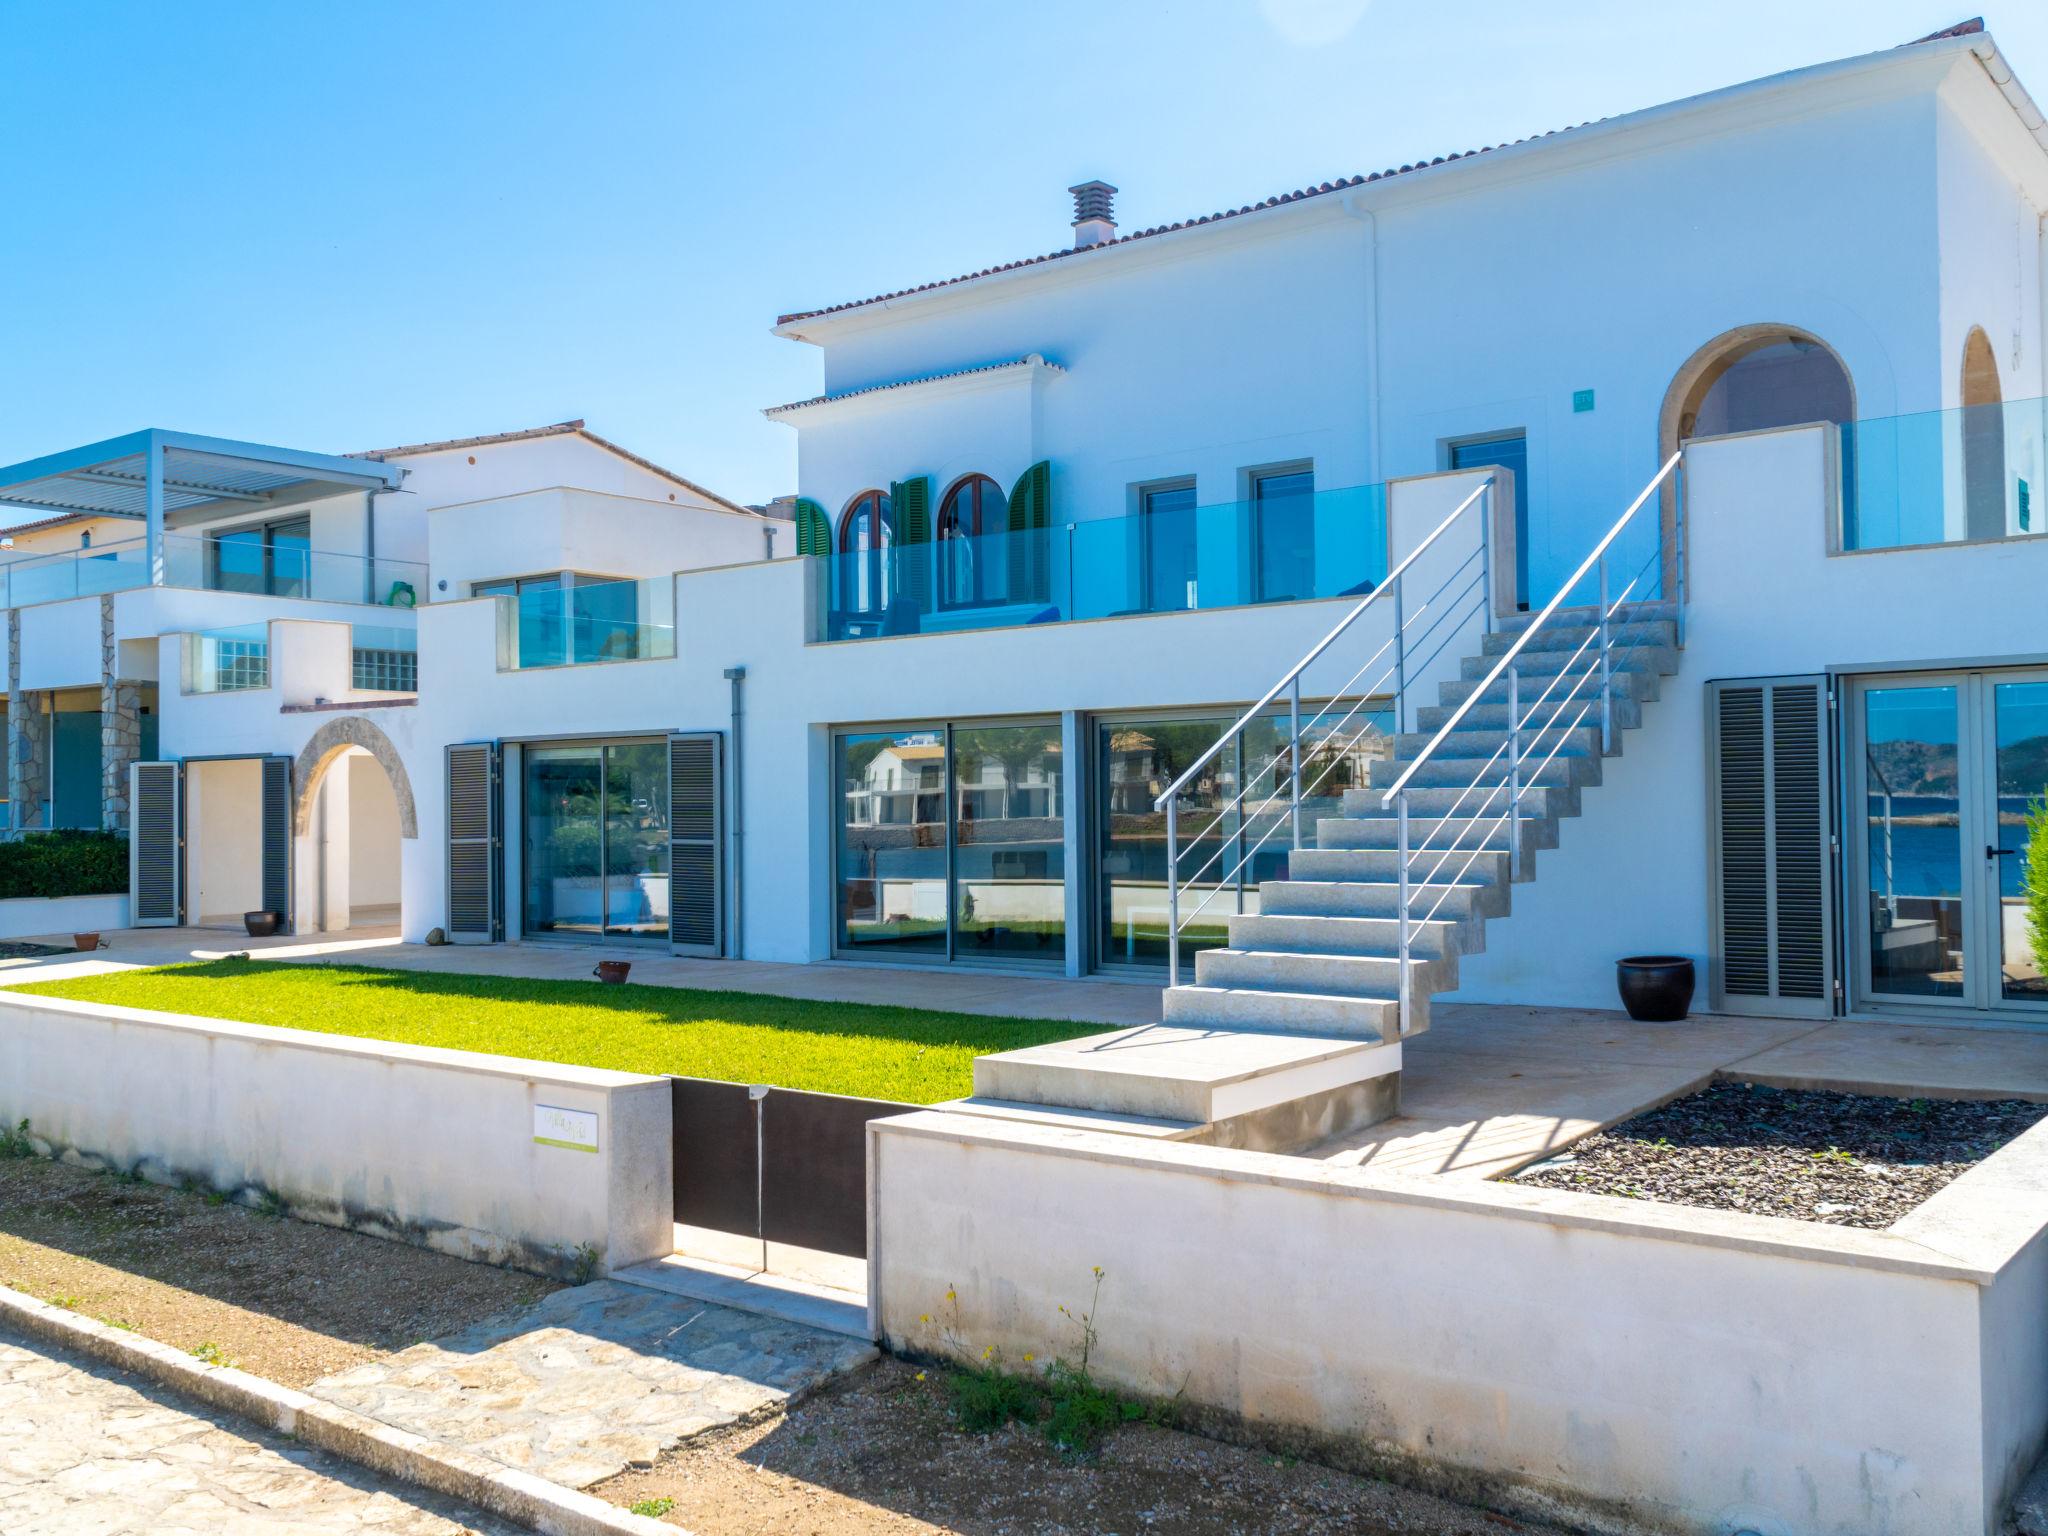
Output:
[
  {"xmin": 0, "ymin": 1153, "xmax": 555, "ymax": 1386},
  {"xmin": 597, "ymin": 1356, "xmax": 1556, "ymax": 1536}
]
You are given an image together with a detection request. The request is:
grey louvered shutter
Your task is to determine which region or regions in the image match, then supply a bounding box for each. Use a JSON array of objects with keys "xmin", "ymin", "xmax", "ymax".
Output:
[
  {"xmin": 446, "ymin": 742, "xmax": 501, "ymax": 944},
  {"xmin": 668, "ymin": 732, "xmax": 724, "ymax": 956},
  {"xmin": 260, "ymin": 757, "xmax": 293, "ymax": 930},
  {"xmin": 129, "ymin": 761, "xmax": 182, "ymax": 926},
  {"xmin": 1707, "ymin": 676, "xmax": 1835, "ymax": 1016}
]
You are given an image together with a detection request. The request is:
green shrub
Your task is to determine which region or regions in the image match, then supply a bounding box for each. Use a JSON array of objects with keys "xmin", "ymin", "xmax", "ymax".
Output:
[
  {"xmin": 2026, "ymin": 796, "xmax": 2048, "ymax": 978},
  {"xmin": 0, "ymin": 830, "xmax": 128, "ymax": 900}
]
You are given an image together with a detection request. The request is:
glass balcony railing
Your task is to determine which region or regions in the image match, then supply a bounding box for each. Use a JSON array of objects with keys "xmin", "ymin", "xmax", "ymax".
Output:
[
  {"xmin": 494, "ymin": 576, "xmax": 677, "ymax": 670},
  {"xmin": 183, "ymin": 624, "xmax": 270, "ymax": 694},
  {"xmin": 814, "ymin": 482, "xmax": 1390, "ymax": 642},
  {"xmin": 351, "ymin": 623, "xmax": 419, "ymax": 691},
  {"xmin": 0, "ymin": 533, "xmax": 426, "ymax": 609},
  {"xmin": 1841, "ymin": 395, "xmax": 2048, "ymax": 552}
]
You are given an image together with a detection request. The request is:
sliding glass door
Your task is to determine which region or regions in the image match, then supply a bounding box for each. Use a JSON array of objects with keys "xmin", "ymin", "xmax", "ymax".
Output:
[
  {"xmin": 1851, "ymin": 670, "xmax": 2048, "ymax": 1017},
  {"xmin": 833, "ymin": 720, "xmax": 1064, "ymax": 966},
  {"xmin": 1094, "ymin": 703, "xmax": 1393, "ymax": 972},
  {"xmin": 522, "ymin": 740, "xmax": 670, "ymax": 942}
]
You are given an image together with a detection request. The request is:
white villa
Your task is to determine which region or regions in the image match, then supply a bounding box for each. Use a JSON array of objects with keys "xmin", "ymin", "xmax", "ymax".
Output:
[
  {"xmin": 12, "ymin": 20, "xmax": 2048, "ymax": 1535},
  {"xmin": 0, "ymin": 17, "xmax": 2035, "ymax": 1034}
]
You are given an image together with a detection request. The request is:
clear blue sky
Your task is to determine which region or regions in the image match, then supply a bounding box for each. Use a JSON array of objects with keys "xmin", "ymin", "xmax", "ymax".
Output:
[{"xmin": 3, "ymin": 2, "xmax": 2041, "ymax": 505}]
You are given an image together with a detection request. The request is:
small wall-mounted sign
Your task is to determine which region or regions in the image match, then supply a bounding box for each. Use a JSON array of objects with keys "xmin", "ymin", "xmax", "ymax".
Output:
[
  {"xmin": 1572, "ymin": 388, "xmax": 1596, "ymax": 414},
  {"xmin": 533, "ymin": 1104, "xmax": 600, "ymax": 1153}
]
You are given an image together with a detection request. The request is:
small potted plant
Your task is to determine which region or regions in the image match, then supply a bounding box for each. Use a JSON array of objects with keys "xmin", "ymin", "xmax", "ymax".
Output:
[
  {"xmin": 72, "ymin": 932, "xmax": 106, "ymax": 952},
  {"xmin": 1616, "ymin": 955, "xmax": 1695, "ymax": 1022}
]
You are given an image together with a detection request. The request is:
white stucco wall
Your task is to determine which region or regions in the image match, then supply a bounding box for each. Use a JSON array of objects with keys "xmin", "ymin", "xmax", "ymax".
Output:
[
  {"xmin": 870, "ymin": 1107, "xmax": 2048, "ymax": 1536},
  {"xmin": 425, "ymin": 487, "xmax": 773, "ymax": 597},
  {"xmin": 348, "ymin": 751, "xmax": 402, "ymax": 909},
  {"xmin": 0, "ymin": 990, "xmax": 673, "ymax": 1279}
]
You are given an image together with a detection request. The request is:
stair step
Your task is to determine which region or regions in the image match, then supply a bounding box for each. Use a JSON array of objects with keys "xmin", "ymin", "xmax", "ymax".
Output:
[
  {"xmin": 1196, "ymin": 945, "xmax": 1455, "ymax": 999},
  {"xmin": 1162, "ymin": 984, "xmax": 1420, "ymax": 1042},
  {"xmin": 1322, "ymin": 782, "xmax": 1576, "ymax": 823},
  {"xmin": 1228, "ymin": 911, "xmax": 1477, "ymax": 959},
  {"xmin": 1439, "ymin": 667, "xmax": 1662, "ymax": 710},
  {"xmin": 1286, "ymin": 842, "xmax": 1539, "ymax": 885},
  {"xmin": 1459, "ymin": 643, "xmax": 1678, "ymax": 683},
  {"xmin": 1497, "ymin": 600, "xmax": 1676, "ymax": 634},
  {"xmin": 1414, "ymin": 695, "xmax": 1643, "ymax": 734},
  {"xmin": 1390, "ymin": 724, "xmax": 1605, "ymax": 761},
  {"xmin": 1362, "ymin": 753, "xmax": 1597, "ymax": 792},
  {"xmin": 1260, "ymin": 877, "xmax": 1510, "ymax": 921},
  {"xmin": 1480, "ymin": 619, "xmax": 1676, "ymax": 656}
]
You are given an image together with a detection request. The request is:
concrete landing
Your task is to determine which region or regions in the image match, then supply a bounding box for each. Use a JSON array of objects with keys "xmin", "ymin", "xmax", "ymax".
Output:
[{"xmin": 975, "ymin": 1023, "xmax": 1400, "ymax": 1131}]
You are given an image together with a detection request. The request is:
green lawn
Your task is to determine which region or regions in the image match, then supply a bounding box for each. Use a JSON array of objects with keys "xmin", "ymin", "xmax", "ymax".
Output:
[{"xmin": 17, "ymin": 961, "xmax": 1096, "ymax": 1104}]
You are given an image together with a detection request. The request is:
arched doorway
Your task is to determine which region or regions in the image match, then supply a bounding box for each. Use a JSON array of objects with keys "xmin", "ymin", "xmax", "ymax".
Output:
[
  {"xmin": 1961, "ymin": 326, "xmax": 2006, "ymax": 541},
  {"xmin": 1660, "ymin": 325, "xmax": 1855, "ymax": 592},
  {"xmin": 292, "ymin": 716, "xmax": 418, "ymax": 935}
]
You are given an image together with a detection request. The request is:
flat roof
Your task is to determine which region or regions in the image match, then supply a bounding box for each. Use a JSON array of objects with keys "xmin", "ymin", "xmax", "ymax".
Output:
[{"xmin": 0, "ymin": 429, "xmax": 404, "ymax": 526}]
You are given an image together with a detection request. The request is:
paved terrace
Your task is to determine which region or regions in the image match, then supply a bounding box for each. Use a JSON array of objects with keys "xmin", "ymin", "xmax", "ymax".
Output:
[{"xmin": 10, "ymin": 926, "xmax": 2048, "ymax": 1179}]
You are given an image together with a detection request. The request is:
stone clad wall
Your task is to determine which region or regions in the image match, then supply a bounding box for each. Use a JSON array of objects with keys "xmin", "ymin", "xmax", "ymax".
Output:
[
  {"xmin": 6, "ymin": 610, "xmax": 49, "ymax": 832},
  {"xmin": 99, "ymin": 596, "xmax": 143, "ymax": 831}
]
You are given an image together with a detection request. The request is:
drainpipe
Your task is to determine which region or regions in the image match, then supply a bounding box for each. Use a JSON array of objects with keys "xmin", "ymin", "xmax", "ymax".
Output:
[{"xmin": 723, "ymin": 665, "xmax": 746, "ymax": 959}]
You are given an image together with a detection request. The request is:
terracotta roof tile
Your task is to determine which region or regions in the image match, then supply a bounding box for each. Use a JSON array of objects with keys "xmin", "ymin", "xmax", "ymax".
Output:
[{"xmin": 764, "ymin": 356, "xmax": 1063, "ymax": 417}]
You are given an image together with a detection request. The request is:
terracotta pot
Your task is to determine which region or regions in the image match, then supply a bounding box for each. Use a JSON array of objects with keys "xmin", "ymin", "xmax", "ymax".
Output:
[
  {"xmin": 72, "ymin": 933, "xmax": 106, "ymax": 952},
  {"xmin": 593, "ymin": 960, "xmax": 632, "ymax": 985},
  {"xmin": 243, "ymin": 911, "xmax": 282, "ymax": 938},
  {"xmin": 1616, "ymin": 955, "xmax": 1695, "ymax": 1022}
]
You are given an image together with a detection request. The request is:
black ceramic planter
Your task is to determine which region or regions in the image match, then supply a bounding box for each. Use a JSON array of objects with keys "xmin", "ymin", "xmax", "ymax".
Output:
[
  {"xmin": 243, "ymin": 910, "xmax": 281, "ymax": 938},
  {"xmin": 1616, "ymin": 955, "xmax": 1695, "ymax": 1022}
]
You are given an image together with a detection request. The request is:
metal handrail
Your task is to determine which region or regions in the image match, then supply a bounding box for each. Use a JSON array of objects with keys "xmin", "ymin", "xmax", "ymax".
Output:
[
  {"xmin": 1153, "ymin": 481, "xmax": 1491, "ymax": 811},
  {"xmin": 1153, "ymin": 477, "xmax": 1496, "ymax": 986},
  {"xmin": 1381, "ymin": 452, "xmax": 1685, "ymax": 1036},
  {"xmin": 1380, "ymin": 452, "xmax": 1681, "ymax": 806}
]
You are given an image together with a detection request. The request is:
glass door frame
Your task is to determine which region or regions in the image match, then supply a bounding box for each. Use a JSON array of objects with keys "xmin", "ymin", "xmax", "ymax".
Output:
[
  {"xmin": 1845, "ymin": 668, "xmax": 2048, "ymax": 1019},
  {"xmin": 829, "ymin": 714, "xmax": 1066, "ymax": 972},
  {"xmin": 516, "ymin": 733, "xmax": 670, "ymax": 946}
]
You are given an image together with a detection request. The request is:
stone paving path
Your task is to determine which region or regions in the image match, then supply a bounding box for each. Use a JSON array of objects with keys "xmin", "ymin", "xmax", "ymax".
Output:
[
  {"xmin": 310, "ymin": 1280, "xmax": 878, "ymax": 1490},
  {"xmin": 0, "ymin": 1328, "xmax": 518, "ymax": 1536}
]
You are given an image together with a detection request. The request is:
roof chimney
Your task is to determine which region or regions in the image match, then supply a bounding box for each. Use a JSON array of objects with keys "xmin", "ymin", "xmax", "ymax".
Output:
[{"xmin": 1069, "ymin": 180, "xmax": 1117, "ymax": 248}]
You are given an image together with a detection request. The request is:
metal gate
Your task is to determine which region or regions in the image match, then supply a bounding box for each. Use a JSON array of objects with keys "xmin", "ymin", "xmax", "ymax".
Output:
[{"xmin": 669, "ymin": 1077, "xmax": 914, "ymax": 1259}]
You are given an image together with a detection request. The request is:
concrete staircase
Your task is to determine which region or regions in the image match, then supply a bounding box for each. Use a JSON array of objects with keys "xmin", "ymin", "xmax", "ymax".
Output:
[{"xmin": 1162, "ymin": 600, "xmax": 1681, "ymax": 1043}]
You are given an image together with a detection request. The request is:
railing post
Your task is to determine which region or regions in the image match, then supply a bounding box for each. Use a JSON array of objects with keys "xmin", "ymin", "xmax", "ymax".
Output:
[
  {"xmin": 1288, "ymin": 675, "xmax": 1303, "ymax": 852},
  {"xmin": 1675, "ymin": 460, "xmax": 1688, "ymax": 649},
  {"xmin": 1479, "ymin": 480, "xmax": 1494, "ymax": 636},
  {"xmin": 1507, "ymin": 664, "xmax": 1522, "ymax": 868},
  {"xmin": 1396, "ymin": 789, "xmax": 1411, "ymax": 1037},
  {"xmin": 1392, "ymin": 571, "xmax": 1407, "ymax": 736},
  {"xmin": 1165, "ymin": 797, "xmax": 1180, "ymax": 989},
  {"xmin": 1598, "ymin": 554, "xmax": 1613, "ymax": 754}
]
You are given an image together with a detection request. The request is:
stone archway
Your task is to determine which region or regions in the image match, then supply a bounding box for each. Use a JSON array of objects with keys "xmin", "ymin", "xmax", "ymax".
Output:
[{"xmin": 292, "ymin": 714, "xmax": 418, "ymax": 839}]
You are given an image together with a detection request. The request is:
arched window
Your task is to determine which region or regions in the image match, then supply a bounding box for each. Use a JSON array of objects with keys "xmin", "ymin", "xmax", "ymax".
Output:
[
  {"xmin": 936, "ymin": 474, "xmax": 1008, "ymax": 607},
  {"xmin": 1660, "ymin": 325, "xmax": 1854, "ymax": 588},
  {"xmin": 1961, "ymin": 326, "xmax": 2006, "ymax": 541},
  {"xmin": 838, "ymin": 490, "xmax": 893, "ymax": 613}
]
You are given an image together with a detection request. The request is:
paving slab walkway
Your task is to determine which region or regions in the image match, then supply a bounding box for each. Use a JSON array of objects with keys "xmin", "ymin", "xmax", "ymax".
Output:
[
  {"xmin": 0, "ymin": 1326, "xmax": 518, "ymax": 1535},
  {"xmin": 308, "ymin": 1279, "xmax": 877, "ymax": 1491}
]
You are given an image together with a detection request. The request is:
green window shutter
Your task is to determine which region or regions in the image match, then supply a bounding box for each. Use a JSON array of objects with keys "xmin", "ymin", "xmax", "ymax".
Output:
[
  {"xmin": 891, "ymin": 476, "xmax": 932, "ymax": 608},
  {"xmin": 1007, "ymin": 460, "xmax": 1051, "ymax": 602},
  {"xmin": 793, "ymin": 497, "xmax": 831, "ymax": 559}
]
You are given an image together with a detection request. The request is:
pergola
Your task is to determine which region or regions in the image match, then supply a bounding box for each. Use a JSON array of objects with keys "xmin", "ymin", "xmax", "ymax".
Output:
[{"xmin": 0, "ymin": 429, "xmax": 405, "ymax": 584}]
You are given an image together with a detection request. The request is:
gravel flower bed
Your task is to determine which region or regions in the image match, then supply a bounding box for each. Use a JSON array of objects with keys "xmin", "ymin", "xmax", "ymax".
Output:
[{"xmin": 1509, "ymin": 1080, "xmax": 2048, "ymax": 1229}]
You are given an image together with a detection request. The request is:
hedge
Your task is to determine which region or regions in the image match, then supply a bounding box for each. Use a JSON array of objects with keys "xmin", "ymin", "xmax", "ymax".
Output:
[{"xmin": 0, "ymin": 829, "xmax": 128, "ymax": 900}]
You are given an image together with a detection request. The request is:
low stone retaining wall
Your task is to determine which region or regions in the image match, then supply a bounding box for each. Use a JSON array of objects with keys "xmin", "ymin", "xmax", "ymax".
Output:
[
  {"xmin": 870, "ymin": 1109, "xmax": 2048, "ymax": 1536},
  {"xmin": 0, "ymin": 892, "xmax": 127, "ymax": 941},
  {"xmin": 0, "ymin": 991, "xmax": 671, "ymax": 1280}
]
